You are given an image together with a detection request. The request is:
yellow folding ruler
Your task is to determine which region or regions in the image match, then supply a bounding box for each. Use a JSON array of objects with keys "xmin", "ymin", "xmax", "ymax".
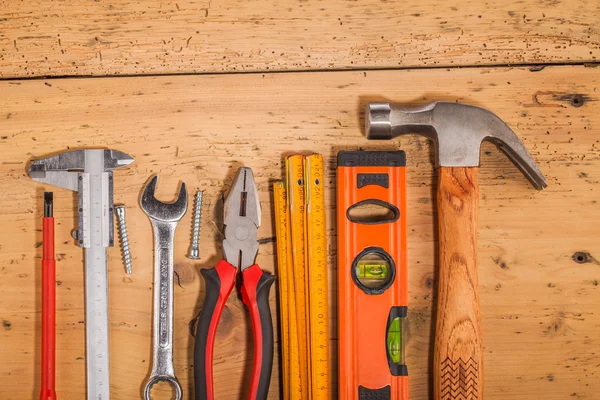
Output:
[
  {"xmin": 273, "ymin": 182, "xmax": 300, "ymax": 400},
  {"xmin": 286, "ymin": 155, "xmax": 311, "ymax": 398},
  {"xmin": 275, "ymin": 154, "xmax": 330, "ymax": 400},
  {"xmin": 304, "ymin": 154, "xmax": 330, "ymax": 398}
]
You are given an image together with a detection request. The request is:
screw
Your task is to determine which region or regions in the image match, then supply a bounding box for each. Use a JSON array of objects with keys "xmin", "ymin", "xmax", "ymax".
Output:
[
  {"xmin": 115, "ymin": 205, "xmax": 133, "ymax": 274},
  {"xmin": 188, "ymin": 190, "xmax": 204, "ymax": 259}
]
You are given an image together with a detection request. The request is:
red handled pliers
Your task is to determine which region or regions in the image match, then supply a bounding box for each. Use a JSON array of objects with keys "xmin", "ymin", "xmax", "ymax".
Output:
[{"xmin": 194, "ymin": 167, "xmax": 275, "ymax": 400}]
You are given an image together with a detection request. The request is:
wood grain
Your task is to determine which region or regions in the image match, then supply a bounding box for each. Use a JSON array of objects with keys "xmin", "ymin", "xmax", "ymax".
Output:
[
  {"xmin": 435, "ymin": 167, "xmax": 482, "ymax": 400},
  {"xmin": 0, "ymin": 0, "xmax": 598, "ymax": 78},
  {"xmin": 0, "ymin": 65, "xmax": 598, "ymax": 399}
]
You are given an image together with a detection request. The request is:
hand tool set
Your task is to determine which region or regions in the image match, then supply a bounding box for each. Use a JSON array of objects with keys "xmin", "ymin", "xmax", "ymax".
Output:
[
  {"xmin": 25, "ymin": 99, "xmax": 546, "ymax": 400},
  {"xmin": 273, "ymin": 154, "xmax": 331, "ymax": 400}
]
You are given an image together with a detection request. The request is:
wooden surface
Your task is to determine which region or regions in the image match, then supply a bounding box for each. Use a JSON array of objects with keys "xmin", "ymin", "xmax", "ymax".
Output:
[
  {"xmin": 0, "ymin": 66, "xmax": 598, "ymax": 399},
  {"xmin": 1, "ymin": 1, "xmax": 599, "ymax": 398},
  {"xmin": 435, "ymin": 167, "xmax": 482, "ymax": 400},
  {"xmin": 1, "ymin": 0, "xmax": 599, "ymax": 78}
]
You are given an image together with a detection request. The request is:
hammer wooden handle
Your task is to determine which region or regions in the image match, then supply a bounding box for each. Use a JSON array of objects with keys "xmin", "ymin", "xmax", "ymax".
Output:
[{"xmin": 434, "ymin": 167, "xmax": 483, "ymax": 400}]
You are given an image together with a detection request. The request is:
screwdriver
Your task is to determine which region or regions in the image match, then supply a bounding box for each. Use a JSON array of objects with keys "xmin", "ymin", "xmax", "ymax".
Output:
[{"xmin": 41, "ymin": 192, "xmax": 57, "ymax": 400}]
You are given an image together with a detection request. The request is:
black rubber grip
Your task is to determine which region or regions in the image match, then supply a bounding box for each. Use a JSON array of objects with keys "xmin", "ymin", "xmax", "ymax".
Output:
[
  {"xmin": 249, "ymin": 271, "xmax": 277, "ymax": 399},
  {"xmin": 194, "ymin": 267, "xmax": 222, "ymax": 400},
  {"xmin": 358, "ymin": 385, "xmax": 391, "ymax": 400},
  {"xmin": 357, "ymin": 173, "xmax": 389, "ymax": 188},
  {"xmin": 338, "ymin": 150, "xmax": 406, "ymax": 167}
]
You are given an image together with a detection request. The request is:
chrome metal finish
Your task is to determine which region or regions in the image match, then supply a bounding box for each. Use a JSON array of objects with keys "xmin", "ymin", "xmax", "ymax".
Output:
[
  {"xmin": 366, "ymin": 101, "xmax": 547, "ymax": 190},
  {"xmin": 187, "ymin": 190, "xmax": 204, "ymax": 259},
  {"xmin": 140, "ymin": 175, "xmax": 187, "ymax": 400},
  {"xmin": 223, "ymin": 167, "xmax": 261, "ymax": 271},
  {"xmin": 115, "ymin": 205, "xmax": 133, "ymax": 274}
]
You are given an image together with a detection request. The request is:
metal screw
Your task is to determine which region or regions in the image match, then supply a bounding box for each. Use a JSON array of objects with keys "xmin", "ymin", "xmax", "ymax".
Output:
[
  {"xmin": 115, "ymin": 205, "xmax": 133, "ymax": 274},
  {"xmin": 188, "ymin": 190, "xmax": 204, "ymax": 259}
]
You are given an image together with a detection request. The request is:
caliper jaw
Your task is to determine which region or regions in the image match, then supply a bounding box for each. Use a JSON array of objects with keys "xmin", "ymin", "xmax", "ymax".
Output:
[{"xmin": 28, "ymin": 149, "xmax": 134, "ymax": 247}]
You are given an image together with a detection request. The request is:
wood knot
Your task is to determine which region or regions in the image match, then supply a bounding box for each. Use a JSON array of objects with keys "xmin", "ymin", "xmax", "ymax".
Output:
[
  {"xmin": 423, "ymin": 273, "xmax": 434, "ymax": 289},
  {"xmin": 449, "ymin": 253, "xmax": 468, "ymax": 270},
  {"xmin": 189, "ymin": 305, "xmax": 234, "ymax": 338},
  {"xmin": 173, "ymin": 262, "xmax": 196, "ymax": 287},
  {"xmin": 215, "ymin": 305, "xmax": 234, "ymax": 337},
  {"xmin": 444, "ymin": 191, "xmax": 465, "ymax": 213}
]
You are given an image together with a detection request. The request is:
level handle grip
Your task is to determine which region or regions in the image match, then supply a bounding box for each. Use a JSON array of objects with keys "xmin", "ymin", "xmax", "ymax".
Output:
[
  {"xmin": 434, "ymin": 167, "xmax": 483, "ymax": 400},
  {"xmin": 241, "ymin": 264, "xmax": 276, "ymax": 400},
  {"xmin": 194, "ymin": 260, "xmax": 237, "ymax": 400}
]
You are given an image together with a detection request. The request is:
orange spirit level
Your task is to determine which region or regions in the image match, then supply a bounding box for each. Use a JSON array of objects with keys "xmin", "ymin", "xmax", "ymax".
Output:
[{"xmin": 337, "ymin": 151, "xmax": 408, "ymax": 400}]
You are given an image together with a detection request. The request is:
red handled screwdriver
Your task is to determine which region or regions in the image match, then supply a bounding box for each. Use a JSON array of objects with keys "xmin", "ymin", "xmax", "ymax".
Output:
[{"xmin": 41, "ymin": 192, "xmax": 57, "ymax": 400}]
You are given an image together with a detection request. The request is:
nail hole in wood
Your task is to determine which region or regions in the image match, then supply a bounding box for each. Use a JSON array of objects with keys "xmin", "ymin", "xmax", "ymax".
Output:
[
  {"xmin": 572, "ymin": 251, "xmax": 590, "ymax": 264},
  {"xmin": 571, "ymin": 94, "xmax": 584, "ymax": 107}
]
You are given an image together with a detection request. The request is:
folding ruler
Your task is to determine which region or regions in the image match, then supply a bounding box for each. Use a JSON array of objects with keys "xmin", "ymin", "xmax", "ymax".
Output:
[
  {"xmin": 275, "ymin": 154, "xmax": 330, "ymax": 400},
  {"xmin": 29, "ymin": 149, "xmax": 134, "ymax": 400}
]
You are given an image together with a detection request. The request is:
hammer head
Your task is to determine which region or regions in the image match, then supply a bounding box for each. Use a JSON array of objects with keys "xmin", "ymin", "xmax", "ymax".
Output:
[{"xmin": 367, "ymin": 102, "xmax": 547, "ymax": 189}]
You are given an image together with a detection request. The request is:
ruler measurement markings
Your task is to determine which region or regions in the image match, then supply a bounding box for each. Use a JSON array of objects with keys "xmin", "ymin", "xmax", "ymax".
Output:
[
  {"xmin": 84, "ymin": 150, "xmax": 110, "ymax": 400},
  {"xmin": 274, "ymin": 183, "xmax": 294, "ymax": 400},
  {"xmin": 286, "ymin": 156, "xmax": 310, "ymax": 398},
  {"xmin": 305, "ymin": 155, "xmax": 330, "ymax": 398}
]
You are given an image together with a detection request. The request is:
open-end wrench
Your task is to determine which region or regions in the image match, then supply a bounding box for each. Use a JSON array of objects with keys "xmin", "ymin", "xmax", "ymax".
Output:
[{"xmin": 140, "ymin": 175, "xmax": 188, "ymax": 400}]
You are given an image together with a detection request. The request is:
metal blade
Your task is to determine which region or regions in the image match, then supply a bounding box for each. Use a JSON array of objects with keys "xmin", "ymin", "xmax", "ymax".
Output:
[
  {"xmin": 222, "ymin": 167, "xmax": 261, "ymax": 270},
  {"xmin": 28, "ymin": 149, "xmax": 134, "ymax": 191}
]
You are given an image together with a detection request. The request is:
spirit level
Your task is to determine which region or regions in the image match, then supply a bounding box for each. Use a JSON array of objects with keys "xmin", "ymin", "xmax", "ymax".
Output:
[{"xmin": 337, "ymin": 150, "xmax": 408, "ymax": 400}]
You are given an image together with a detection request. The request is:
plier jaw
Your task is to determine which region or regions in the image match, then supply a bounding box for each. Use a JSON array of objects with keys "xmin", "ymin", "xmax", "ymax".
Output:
[
  {"xmin": 194, "ymin": 167, "xmax": 275, "ymax": 400},
  {"xmin": 222, "ymin": 167, "xmax": 261, "ymax": 271}
]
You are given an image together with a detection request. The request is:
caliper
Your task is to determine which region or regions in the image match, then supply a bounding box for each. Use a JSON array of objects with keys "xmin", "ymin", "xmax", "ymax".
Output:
[{"xmin": 29, "ymin": 149, "xmax": 134, "ymax": 400}]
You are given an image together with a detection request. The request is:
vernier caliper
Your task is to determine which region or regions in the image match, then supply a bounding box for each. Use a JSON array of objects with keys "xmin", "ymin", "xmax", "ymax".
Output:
[{"xmin": 28, "ymin": 149, "xmax": 134, "ymax": 400}]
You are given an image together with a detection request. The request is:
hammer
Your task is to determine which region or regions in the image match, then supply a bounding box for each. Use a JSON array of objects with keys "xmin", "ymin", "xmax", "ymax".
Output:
[{"xmin": 366, "ymin": 102, "xmax": 547, "ymax": 399}]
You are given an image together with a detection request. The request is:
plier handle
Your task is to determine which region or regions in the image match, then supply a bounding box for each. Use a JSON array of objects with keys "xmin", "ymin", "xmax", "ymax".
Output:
[{"xmin": 194, "ymin": 167, "xmax": 275, "ymax": 400}]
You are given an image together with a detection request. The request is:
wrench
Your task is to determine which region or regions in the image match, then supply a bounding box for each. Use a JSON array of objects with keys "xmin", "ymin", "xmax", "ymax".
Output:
[{"xmin": 140, "ymin": 175, "xmax": 188, "ymax": 400}]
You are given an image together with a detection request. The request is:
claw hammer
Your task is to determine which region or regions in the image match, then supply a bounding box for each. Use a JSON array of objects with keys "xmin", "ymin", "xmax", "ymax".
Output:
[{"xmin": 366, "ymin": 102, "xmax": 547, "ymax": 399}]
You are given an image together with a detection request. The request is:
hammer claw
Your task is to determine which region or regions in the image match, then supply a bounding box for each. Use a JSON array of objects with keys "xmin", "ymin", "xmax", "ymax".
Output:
[{"xmin": 366, "ymin": 101, "xmax": 547, "ymax": 190}]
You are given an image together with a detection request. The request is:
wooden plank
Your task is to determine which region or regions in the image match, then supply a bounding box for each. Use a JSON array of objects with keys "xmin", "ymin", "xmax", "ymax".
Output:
[
  {"xmin": 0, "ymin": 65, "xmax": 598, "ymax": 399},
  {"xmin": 0, "ymin": 0, "xmax": 598, "ymax": 78}
]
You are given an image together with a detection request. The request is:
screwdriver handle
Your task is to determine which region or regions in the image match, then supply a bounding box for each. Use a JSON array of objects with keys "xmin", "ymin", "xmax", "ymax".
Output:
[
  {"xmin": 240, "ymin": 264, "xmax": 276, "ymax": 400},
  {"xmin": 194, "ymin": 260, "xmax": 237, "ymax": 400},
  {"xmin": 41, "ymin": 215, "xmax": 57, "ymax": 400}
]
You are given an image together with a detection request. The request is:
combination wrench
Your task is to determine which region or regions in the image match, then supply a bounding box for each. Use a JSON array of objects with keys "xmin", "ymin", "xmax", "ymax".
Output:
[{"xmin": 140, "ymin": 175, "xmax": 188, "ymax": 400}]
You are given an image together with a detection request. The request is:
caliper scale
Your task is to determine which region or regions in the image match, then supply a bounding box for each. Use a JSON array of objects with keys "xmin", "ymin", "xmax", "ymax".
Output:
[{"xmin": 29, "ymin": 149, "xmax": 134, "ymax": 400}]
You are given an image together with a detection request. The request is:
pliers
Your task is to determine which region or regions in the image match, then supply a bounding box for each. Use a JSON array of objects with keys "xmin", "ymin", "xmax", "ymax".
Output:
[{"xmin": 194, "ymin": 167, "xmax": 276, "ymax": 400}]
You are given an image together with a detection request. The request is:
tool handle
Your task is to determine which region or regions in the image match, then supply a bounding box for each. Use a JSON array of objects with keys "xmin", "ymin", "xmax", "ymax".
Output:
[
  {"xmin": 434, "ymin": 167, "xmax": 483, "ymax": 400},
  {"xmin": 41, "ymin": 217, "xmax": 57, "ymax": 400},
  {"xmin": 194, "ymin": 260, "xmax": 237, "ymax": 400},
  {"xmin": 241, "ymin": 264, "xmax": 276, "ymax": 400}
]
